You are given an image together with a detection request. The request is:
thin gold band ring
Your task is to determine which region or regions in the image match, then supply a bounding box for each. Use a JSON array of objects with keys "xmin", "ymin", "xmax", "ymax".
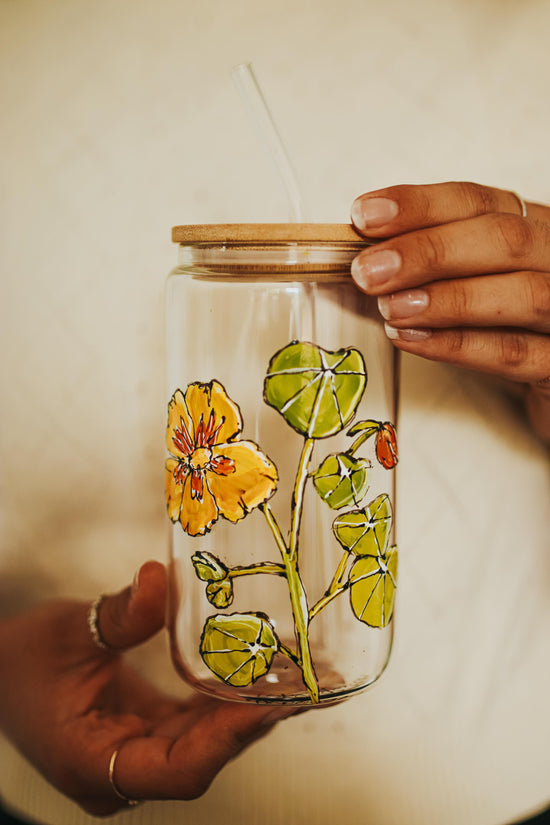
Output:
[{"xmin": 108, "ymin": 748, "xmax": 140, "ymax": 807}]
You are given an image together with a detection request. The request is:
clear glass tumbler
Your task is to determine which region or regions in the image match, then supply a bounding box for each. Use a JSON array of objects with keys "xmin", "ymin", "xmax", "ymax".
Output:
[{"xmin": 166, "ymin": 224, "xmax": 399, "ymax": 706}]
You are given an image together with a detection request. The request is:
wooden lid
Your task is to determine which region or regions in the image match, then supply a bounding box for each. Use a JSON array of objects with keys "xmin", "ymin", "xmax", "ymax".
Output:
[{"xmin": 171, "ymin": 223, "xmax": 368, "ymax": 244}]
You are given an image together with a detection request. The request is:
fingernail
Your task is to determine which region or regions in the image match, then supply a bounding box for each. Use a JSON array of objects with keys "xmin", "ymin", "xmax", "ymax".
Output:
[
  {"xmin": 351, "ymin": 250, "xmax": 401, "ymax": 290},
  {"xmin": 351, "ymin": 197, "xmax": 399, "ymax": 231},
  {"xmin": 132, "ymin": 568, "xmax": 142, "ymax": 595},
  {"xmin": 377, "ymin": 289, "xmax": 429, "ymax": 321},
  {"xmin": 384, "ymin": 323, "xmax": 432, "ymax": 342}
]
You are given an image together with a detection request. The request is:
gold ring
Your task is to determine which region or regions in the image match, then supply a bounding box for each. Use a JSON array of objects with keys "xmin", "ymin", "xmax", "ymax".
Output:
[
  {"xmin": 510, "ymin": 191, "xmax": 528, "ymax": 217},
  {"xmin": 109, "ymin": 748, "xmax": 140, "ymax": 807},
  {"xmin": 87, "ymin": 596, "xmax": 111, "ymax": 651}
]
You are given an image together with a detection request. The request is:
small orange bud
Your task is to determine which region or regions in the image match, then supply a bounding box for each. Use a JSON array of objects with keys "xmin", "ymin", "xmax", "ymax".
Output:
[{"xmin": 375, "ymin": 423, "xmax": 398, "ymax": 469}]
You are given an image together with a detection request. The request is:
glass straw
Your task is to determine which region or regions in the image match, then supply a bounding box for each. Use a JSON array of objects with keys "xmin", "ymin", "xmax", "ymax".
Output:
[{"xmin": 232, "ymin": 62, "xmax": 304, "ymax": 222}]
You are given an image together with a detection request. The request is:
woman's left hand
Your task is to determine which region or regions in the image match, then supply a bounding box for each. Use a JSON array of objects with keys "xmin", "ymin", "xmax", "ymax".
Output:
[
  {"xmin": 0, "ymin": 562, "xmax": 298, "ymax": 816},
  {"xmin": 350, "ymin": 181, "xmax": 550, "ymax": 442}
]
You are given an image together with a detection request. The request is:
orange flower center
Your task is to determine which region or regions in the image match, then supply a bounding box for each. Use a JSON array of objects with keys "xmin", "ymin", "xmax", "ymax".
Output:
[{"xmin": 189, "ymin": 447, "xmax": 212, "ymax": 471}]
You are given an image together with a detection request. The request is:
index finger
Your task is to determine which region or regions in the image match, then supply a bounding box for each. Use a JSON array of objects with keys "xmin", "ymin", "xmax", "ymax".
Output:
[
  {"xmin": 350, "ymin": 181, "xmax": 540, "ymax": 237},
  {"xmin": 350, "ymin": 210, "xmax": 550, "ymax": 297}
]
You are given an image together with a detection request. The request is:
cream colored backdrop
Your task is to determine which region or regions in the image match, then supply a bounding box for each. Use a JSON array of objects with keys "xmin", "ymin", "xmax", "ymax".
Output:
[{"xmin": 1, "ymin": 1, "xmax": 550, "ymax": 824}]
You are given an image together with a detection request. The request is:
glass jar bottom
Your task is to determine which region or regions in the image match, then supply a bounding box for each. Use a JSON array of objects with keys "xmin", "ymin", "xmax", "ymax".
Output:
[{"xmin": 171, "ymin": 649, "xmax": 387, "ymax": 706}]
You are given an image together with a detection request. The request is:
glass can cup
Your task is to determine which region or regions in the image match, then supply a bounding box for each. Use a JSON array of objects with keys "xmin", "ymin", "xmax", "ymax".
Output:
[{"xmin": 166, "ymin": 224, "xmax": 399, "ymax": 706}]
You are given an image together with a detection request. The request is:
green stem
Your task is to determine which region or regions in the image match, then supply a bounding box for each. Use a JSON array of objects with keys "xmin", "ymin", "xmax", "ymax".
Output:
[
  {"xmin": 228, "ymin": 562, "xmax": 286, "ymax": 578},
  {"xmin": 330, "ymin": 549, "xmax": 350, "ymax": 592},
  {"xmin": 346, "ymin": 430, "xmax": 376, "ymax": 456},
  {"xmin": 261, "ymin": 503, "xmax": 289, "ymax": 558},
  {"xmin": 289, "ymin": 438, "xmax": 314, "ymax": 563},
  {"xmin": 278, "ymin": 643, "xmax": 301, "ymax": 666},
  {"xmin": 309, "ymin": 580, "xmax": 350, "ymax": 621},
  {"xmin": 309, "ymin": 549, "xmax": 350, "ymax": 621},
  {"xmin": 286, "ymin": 438, "xmax": 319, "ymax": 703},
  {"xmin": 282, "ymin": 551, "xmax": 319, "ymax": 702},
  {"xmin": 262, "ymin": 474, "xmax": 320, "ymax": 704}
]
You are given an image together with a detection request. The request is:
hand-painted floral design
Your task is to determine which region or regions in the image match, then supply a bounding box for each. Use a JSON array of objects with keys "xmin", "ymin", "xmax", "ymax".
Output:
[
  {"xmin": 169, "ymin": 342, "xmax": 398, "ymax": 704},
  {"xmin": 165, "ymin": 380, "xmax": 277, "ymax": 536}
]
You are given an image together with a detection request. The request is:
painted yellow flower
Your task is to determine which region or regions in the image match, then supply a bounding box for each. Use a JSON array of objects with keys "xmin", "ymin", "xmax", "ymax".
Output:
[{"xmin": 166, "ymin": 381, "xmax": 278, "ymax": 536}]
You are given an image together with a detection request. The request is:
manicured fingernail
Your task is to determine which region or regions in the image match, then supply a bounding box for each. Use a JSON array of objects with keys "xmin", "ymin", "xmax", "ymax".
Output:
[
  {"xmin": 377, "ymin": 289, "xmax": 429, "ymax": 321},
  {"xmin": 351, "ymin": 197, "xmax": 399, "ymax": 231},
  {"xmin": 384, "ymin": 323, "xmax": 432, "ymax": 342},
  {"xmin": 351, "ymin": 250, "xmax": 401, "ymax": 290}
]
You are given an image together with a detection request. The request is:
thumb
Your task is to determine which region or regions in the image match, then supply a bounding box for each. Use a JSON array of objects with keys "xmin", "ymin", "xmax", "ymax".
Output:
[{"xmin": 96, "ymin": 561, "xmax": 167, "ymax": 651}]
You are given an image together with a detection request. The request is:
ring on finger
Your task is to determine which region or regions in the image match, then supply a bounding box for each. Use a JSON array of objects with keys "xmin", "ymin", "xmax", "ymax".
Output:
[
  {"xmin": 510, "ymin": 191, "xmax": 528, "ymax": 217},
  {"xmin": 109, "ymin": 748, "xmax": 140, "ymax": 807},
  {"xmin": 87, "ymin": 595, "xmax": 112, "ymax": 651}
]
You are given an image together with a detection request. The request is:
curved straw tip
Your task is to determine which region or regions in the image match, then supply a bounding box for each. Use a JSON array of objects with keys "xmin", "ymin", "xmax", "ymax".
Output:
[
  {"xmin": 232, "ymin": 60, "xmax": 252, "ymax": 74},
  {"xmin": 230, "ymin": 59, "xmax": 305, "ymax": 222}
]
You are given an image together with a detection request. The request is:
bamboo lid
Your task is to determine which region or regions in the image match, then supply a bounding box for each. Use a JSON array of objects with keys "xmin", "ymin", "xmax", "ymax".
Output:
[{"xmin": 171, "ymin": 223, "xmax": 368, "ymax": 245}]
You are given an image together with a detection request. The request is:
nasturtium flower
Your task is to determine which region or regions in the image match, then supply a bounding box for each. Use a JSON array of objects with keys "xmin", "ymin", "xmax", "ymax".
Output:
[{"xmin": 166, "ymin": 381, "xmax": 277, "ymax": 536}]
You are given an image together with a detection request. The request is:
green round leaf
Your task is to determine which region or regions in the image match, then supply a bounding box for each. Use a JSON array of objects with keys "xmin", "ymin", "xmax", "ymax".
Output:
[
  {"xmin": 200, "ymin": 613, "xmax": 279, "ymax": 687},
  {"xmin": 332, "ymin": 493, "xmax": 393, "ymax": 556},
  {"xmin": 264, "ymin": 341, "xmax": 367, "ymax": 438},
  {"xmin": 312, "ymin": 453, "xmax": 370, "ymax": 509},
  {"xmin": 349, "ymin": 545, "xmax": 398, "ymax": 627},
  {"xmin": 192, "ymin": 551, "xmax": 228, "ymax": 582}
]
